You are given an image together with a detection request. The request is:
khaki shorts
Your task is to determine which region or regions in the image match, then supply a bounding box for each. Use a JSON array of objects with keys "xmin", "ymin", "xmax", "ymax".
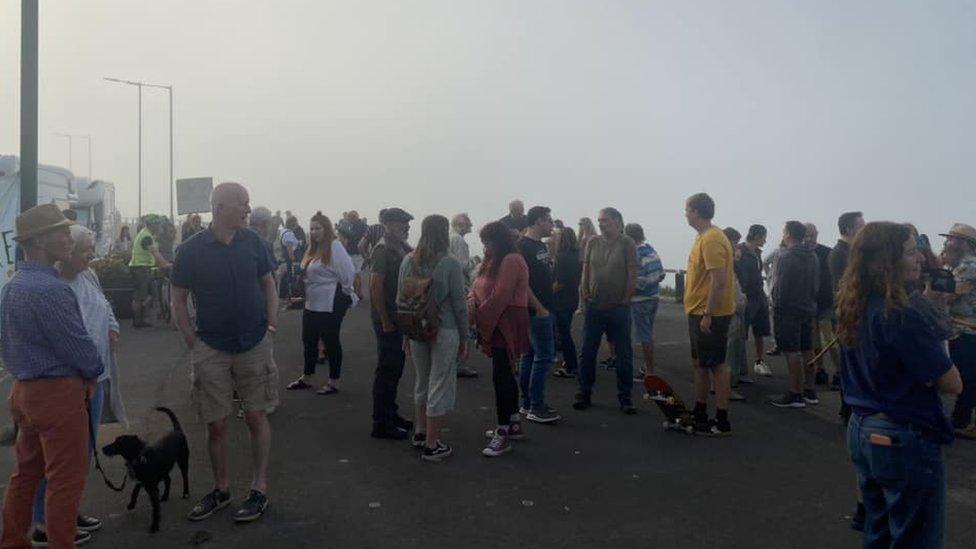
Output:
[
  {"xmin": 190, "ymin": 334, "xmax": 280, "ymax": 424},
  {"xmin": 813, "ymin": 317, "xmax": 836, "ymax": 350}
]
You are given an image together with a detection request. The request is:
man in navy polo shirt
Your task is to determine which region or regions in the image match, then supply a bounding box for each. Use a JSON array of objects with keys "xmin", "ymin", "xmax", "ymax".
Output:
[{"xmin": 172, "ymin": 182, "xmax": 279, "ymax": 524}]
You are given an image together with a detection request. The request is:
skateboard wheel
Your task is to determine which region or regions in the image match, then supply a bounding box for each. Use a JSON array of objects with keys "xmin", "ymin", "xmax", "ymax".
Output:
[
  {"xmin": 662, "ymin": 421, "xmax": 670, "ymax": 430},
  {"xmin": 685, "ymin": 425, "xmax": 694, "ymax": 435}
]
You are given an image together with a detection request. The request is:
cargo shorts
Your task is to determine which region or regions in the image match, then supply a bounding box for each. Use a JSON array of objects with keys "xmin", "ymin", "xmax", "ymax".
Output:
[{"xmin": 190, "ymin": 334, "xmax": 280, "ymax": 424}]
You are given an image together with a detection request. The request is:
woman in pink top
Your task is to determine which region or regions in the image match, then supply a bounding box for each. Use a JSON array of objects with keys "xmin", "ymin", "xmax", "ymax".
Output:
[{"xmin": 469, "ymin": 222, "xmax": 532, "ymax": 457}]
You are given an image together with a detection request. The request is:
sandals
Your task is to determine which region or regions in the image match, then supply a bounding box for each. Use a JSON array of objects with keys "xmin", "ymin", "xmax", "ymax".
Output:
[
  {"xmin": 286, "ymin": 379, "xmax": 312, "ymax": 391},
  {"xmin": 316, "ymin": 385, "xmax": 339, "ymax": 396}
]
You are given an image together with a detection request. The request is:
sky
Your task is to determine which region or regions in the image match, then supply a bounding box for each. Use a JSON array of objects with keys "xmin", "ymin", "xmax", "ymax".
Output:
[{"xmin": 2, "ymin": 0, "xmax": 976, "ymax": 268}]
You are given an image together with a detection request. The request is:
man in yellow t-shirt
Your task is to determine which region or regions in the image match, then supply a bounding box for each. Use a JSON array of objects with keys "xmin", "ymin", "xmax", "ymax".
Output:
[{"xmin": 684, "ymin": 192, "xmax": 736, "ymax": 436}]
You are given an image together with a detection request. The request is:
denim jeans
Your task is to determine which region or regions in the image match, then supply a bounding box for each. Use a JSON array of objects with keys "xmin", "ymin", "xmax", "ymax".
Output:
[
  {"xmin": 371, "ymin": 322, "xmax": 406, "ymax": 425},
  {"xmin": 519, "ymin": 314, "xmax": 555, "ymax": 410},
  {"xmin": 553, "ymin": 308, "xmax": 578, "ymax": 373},
  {"xmin": 32, "ymin": 381, "xmax": 104, "ymax": 525},
  {"xmin": 847, "ymin": 414, "xmax": 946, "ymax": 548},
  {"xmin": 578, "ymin": 304, "xmax": 634, "ymax": 404},
  {"xmin": 949, "ymin": 333, "xmax": 976, "ymax": 427}
]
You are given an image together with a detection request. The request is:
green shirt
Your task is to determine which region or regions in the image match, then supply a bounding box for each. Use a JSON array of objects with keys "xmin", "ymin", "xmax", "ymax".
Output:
[
  {"xmin": 128, "ymin": 227, "xmax": 156, "ymax": 268},
  {"xmin": 585, "ymin": 235, "xmax": 638, "ymax": 309}
]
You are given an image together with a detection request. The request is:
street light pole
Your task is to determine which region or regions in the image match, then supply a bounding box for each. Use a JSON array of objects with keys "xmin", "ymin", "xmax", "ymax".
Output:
[
  {"xmin": 104, "ymin": 77, "xmax": 173, "ymax": 220},
  {"xmin": 20, "ymin": 0, "xmax": 38, "ymax": 212}
]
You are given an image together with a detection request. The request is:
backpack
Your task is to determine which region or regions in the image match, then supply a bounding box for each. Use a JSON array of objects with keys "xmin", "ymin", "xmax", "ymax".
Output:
[{"xmin": 395, "ymin": 256, "xmax": 442, "ymax": 342}]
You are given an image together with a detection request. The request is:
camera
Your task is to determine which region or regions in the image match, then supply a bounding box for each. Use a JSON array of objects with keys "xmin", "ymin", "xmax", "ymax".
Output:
[{"xmin": 927, "ymin": 268, "xmax": 956, "ymax": 293}]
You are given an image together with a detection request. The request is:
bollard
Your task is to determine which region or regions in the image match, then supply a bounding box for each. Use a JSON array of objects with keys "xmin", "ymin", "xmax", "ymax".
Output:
[{"xmin": 675, "ymin": 271, "xmax": 685, "ymax": 304}]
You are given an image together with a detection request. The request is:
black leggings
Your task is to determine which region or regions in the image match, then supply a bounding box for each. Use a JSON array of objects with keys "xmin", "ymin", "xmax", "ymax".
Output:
[
  {"xmin": 492, "ymin": 348, "xmax": 520, "ymax": 426},
  {"xmin": 302, "ymin": 292, "xmax": 352, "ymax": 379}
]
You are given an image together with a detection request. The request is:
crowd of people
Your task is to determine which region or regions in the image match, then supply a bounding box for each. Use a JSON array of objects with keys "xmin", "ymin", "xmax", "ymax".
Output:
[{"xmin": 1, "ymin": 184, "xmax": 975, "ymax": 547}]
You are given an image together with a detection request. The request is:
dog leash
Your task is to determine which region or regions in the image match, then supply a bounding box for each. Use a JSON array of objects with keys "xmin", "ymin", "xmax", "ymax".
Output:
[{"xmin": 86, "ymin": 395, "xmax": 128, "ymax": 493}]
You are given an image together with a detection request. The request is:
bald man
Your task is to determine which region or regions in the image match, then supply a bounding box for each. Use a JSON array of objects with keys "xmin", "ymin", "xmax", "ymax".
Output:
[{"xmin": 172, "ymin": 182, "xmax": 279, "ymax": 524}]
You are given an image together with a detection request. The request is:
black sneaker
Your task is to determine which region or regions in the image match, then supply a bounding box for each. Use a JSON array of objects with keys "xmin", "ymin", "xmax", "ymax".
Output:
[
  {"xmin": 766, "ymin": 346, "xmax": 781, "ymax": 356},
  {"xmin": 187, "ymin": 489, "xmax": 231, "ymax": 521},
  {"xmin": 830, "ymin": 376, "xmax": 842, "ymax": 392},
  {"xmin": 694, "ymin": 418, "xmax": 731, "ymax": 437},
  {"xmin": 803, "ymin": 389, "xmax": 820, "ymax": 405},
  {"xmin": 233, "ymin": 490, "xmax": 269, "ymax": 523},
  {"xmin": 572, "ymin": 395, "xmax": 591, "ymax": 410},
  {"xmin": 457, "ymin": 367, "xmax": 479, "ymax": 378},
  {"xmin": 526, "ymin": 406, "xmax": 561, "ymax": 424},
  {"xmin": 412, "ymin": 432, "xmax": 427, "ymax": 449},
  {"xmin": 30, "ymin": 529, "xmax": 92, "ymax": 547},
  {"xmin": 421, "ymin": 441, "xmax": 453, "ymax": 462},
  {"xmin": 815, "ymin": 369, "xmax": 829, "ymax": 385},
  {"xmin": 391, "ymin": 415, "xmax": 414, "ymax": 431},
  {"xmin": 371, "ymin": 423, "xmax": 409, "ymax": 440},
  {"xmin": 620, "ymin": 401, "xmax": 637, "ymax": 415},
  {"xmin": 769, "ymin": 393, "xmax": 806, "ymax": 409},
  {"xmin": 76, "ymin": 515, "xmax": 101, "ymax": 532},
  {"xmin": 600, "ymin": 356, "xmax": 617, "ymax": 369},
  {"xmin": 633, "ymin": 368, "xmax": 647, "ymax": 382},
  {"xmin": 552, "ymin": 367, "xmax": 575, "ymax": 378}
]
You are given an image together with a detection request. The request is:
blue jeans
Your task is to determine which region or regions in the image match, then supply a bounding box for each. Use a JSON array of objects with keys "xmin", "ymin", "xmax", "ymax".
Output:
[
  {"xmin": 32, "ymin": 381, "xmax": 104, "ymax": 525},
  {"xmin": 519, "ymin": 314, "xmax": 555, "ymax": 410},
  {"xmin": 949, "ymin": 333, "xmax": 976, "ymax": 427},
  {"xmin": 847, "ymin": 414, "xmax": 946, "ymax": 548},
  {"xmin": 578, "ymin": 304, "xmax": 634, "ymax": 404}
]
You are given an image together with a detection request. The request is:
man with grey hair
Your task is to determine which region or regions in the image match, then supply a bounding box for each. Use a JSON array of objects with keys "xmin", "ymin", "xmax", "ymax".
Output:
[
  {"xmin": 449, "ymin": 213, "xmax": 478, "ymax": 378},
  {"xmin": 803, "ymin": 223, "xmax": 839, "ymax": 388},
  {"xmin": 574, "ymin": 207, "xmax": 639, "ymax": 414},
  {"xmin": 500, "ymin": 200, "xmax": 528, "ymax": 234},
  {"xmin": 249, "ymin": 206, "xmax": 276, "ymax": 264}
]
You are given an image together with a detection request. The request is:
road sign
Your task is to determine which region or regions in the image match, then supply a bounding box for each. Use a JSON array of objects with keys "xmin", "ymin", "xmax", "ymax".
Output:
[{"xmin": 176, "ymin": 177, "xmax": 213, "ymax": 215}]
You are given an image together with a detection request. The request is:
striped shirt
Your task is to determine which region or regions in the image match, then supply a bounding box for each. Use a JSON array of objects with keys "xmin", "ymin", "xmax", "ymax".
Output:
[{"xmin": 1, "ymin": 261, "xmax": 103, "ymax": 380}]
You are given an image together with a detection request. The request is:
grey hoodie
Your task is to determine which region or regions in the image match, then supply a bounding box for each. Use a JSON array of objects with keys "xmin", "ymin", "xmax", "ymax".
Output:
[{"xmin": 772, "ymin": 244, "xmax": 820, "ymax": 318}]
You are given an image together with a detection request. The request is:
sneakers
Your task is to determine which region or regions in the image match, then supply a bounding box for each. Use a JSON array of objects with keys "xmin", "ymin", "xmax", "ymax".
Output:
[
  {"xmin": 76, "ymin": 515, "xmax": 101, "ymax": 532},
  {"xmin": 482, "ymin": 428, "xmax": 512, "ymax": 457},
  {"xmin": 729, "ymin": 390, "xmax": 746, "ymax": 402},
  {"xmin": 391, "ymin": 415, "xmax": 414, "ymax": 431},
  {"xmin": 485, "ymin": 422, "xmax": 525, "ymax": 440},
  {"xmin": 803, "ymin": 389, "xmax": 820, "ymax": 405},
  {"xmin": 754, "ymin": 360, "xmax": 772, "ymax": 377},
  {"xmin": 600, "ymin": 356, "xmax": 617, "ymax": 369},
  {"xmin": 620, "ymin": 401, "xmax": 637, "ymax": 415},
  {"xmin": 518, "ymin": 406, "xmax": 530, "ymax": 416},
  {"xmin": 411, "ymin": 432, "xmax": 427, "ymax": 449},
  {"xmin": 693, "ymin": 418, "xmax": 732, "ymax": 437},
  {"xmin": 371, "ymin": 423, "xmax": 410, "ymax": 440},
  {"xmin": 766, "ymin": 347, "xmax": 781, "ymax": 356},
  {"xmin": 830, "ymin": 376, "xmax": 842, "ymax": 392},
  {"xmin": 457, "ymin": 366, "xmax": 479, "ymax": 378},
  {"xmin": 552, "ymin": 367, "xmax": 575, "ymax": 378},
  {"xmin": 850, "ymin": 502, "xmax": 866, "ymax": 532},
  {"xmin": 769, "ymin": 393, "xmax": 806, "ymax": 409},
  {"xmin": 232, "ymin": 490, "xmax": 269, "ymax": 523},
  {"xmin": 30, "ymin": 529, "xmax": 92, "ymax": 547},
  {"xmin": 421, "ymin": 441, "xmax": 453, "ymax": 462},
  {"xmin": 954, "ymin": 424, "xmax": 976, "ymax": 440},
  {"xmin": 187, "ymin": 489, "xmax": 232, "ymax": 521},
  {"xmin": 737, "ymin": 375, "xmax": 755, "ymax": 385},
  {"xmin": 633, "ymin": 368, "xmax": 648, "ymax": 382},
  {"xmin": 526, "ymin": 406, "xmax": 561, "ymax": 424}
]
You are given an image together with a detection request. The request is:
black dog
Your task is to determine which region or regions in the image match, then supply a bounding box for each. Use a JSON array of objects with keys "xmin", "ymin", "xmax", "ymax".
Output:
[{"xmin": 102, "ymin": 407, "xmax": 190, "ymax": 533}]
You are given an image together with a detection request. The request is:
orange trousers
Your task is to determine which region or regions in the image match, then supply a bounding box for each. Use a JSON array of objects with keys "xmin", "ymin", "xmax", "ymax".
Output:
[{"xmin": 1, "ymin": 378, "xmax": 89, "ymax": 549}]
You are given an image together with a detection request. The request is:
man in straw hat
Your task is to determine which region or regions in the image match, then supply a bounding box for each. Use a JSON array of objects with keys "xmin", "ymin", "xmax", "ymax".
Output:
[
  {"xmin": 1, "ymin": 204, "xmax": 104, "ymax": 548},
  {"xmin": 940, "ymin": 223, "xmax": 976, "ymax": 439}
]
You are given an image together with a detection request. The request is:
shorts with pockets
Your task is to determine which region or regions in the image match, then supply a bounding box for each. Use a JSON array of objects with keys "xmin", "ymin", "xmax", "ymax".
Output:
[
  {"xmin": 688, "ymin": 314, "xmax": 733, "ymax": 368},
  {"xmin": 631, "ymin": 299, "xmax": 659, "ymax": 344},
  {"xmin": 190, "ymin": 334, "xmax": 280, "ymax": 424}
]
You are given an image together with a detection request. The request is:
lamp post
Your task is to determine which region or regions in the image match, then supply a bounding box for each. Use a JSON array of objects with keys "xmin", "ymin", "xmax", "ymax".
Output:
[
  {"xmin": 20, "ymin": 0, "xmax": 38, "ymax": 212},
  {"xmin": 103, "ymin": 78, "xmax": 173, "ymax": 219}
]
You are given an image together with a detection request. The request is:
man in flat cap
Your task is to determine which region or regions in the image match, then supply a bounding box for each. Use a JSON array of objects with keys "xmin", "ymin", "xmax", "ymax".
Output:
[
  {"xmin": 369, "ymin": 207, "xmax": 415, "ymax": 439},
  {"xmin": 1, "ymin": 204, "xmax": 103, "ymax": 548}
]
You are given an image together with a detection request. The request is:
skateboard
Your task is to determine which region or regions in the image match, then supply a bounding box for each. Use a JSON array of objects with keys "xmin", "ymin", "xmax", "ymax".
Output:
[{"xmin": 643, "ymin": 374, "xmax": 695, "ymax": 435}]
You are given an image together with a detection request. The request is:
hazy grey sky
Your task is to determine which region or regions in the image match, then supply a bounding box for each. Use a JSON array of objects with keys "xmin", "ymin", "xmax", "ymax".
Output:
[{"xmin": 2, "ymin": 1, "xmax": 975, "ymax": 266}]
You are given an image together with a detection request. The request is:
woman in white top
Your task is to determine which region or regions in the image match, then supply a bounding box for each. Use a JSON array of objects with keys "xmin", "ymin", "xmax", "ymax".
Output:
[
  {"xmin": 286, "ymin": 212, "xmax": 358, "ymax": 395},
  {"xmin": 32, "ymin": 224, "xmax": 127, "ymax": 537}
]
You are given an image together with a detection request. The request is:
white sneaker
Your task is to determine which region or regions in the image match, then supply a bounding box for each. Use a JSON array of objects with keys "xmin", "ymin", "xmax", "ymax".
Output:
[{"xmin": 755, "ymin": 360, "xmax": 772, "ymax": 377}]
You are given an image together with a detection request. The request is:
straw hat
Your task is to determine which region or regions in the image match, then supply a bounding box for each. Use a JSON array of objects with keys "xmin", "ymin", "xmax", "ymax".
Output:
[
  {"xmin": 14, "ymin": 204, "xmax": 73, "ymax": 242},
  {"xmin": 939, "ymin": 223, "xmax": 976, "ymax": 247}
]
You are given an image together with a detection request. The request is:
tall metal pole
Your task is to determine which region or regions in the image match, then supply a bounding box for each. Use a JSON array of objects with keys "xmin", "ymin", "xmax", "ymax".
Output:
[
  {"xmin": 168, "ymin": 86, "xmax": 174, "ymax": 222},
  {"xmin": 87, "ymin": 136, "xmax": 92, "ymax": 180},
  {"xmin": 138, "ymin": 84, "xmax": 142, "ymax": 218},
  {"xmin": 20, "ymin": 0, "xmax": 38, "ymax": 212}
]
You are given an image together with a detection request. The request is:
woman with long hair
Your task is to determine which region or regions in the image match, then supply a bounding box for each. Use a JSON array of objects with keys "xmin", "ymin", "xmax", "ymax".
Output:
[
  {"xmin": 577, "ymin": 217, "xmax": 597, "ymax": 261},
  {"xmin": 551, "ymin": 227, "xmax": 581, "ymax": 378},
  {"xmin": 113, "ymin": 225, "xmax": 133, "ymax": 255},
  {"xmin": 469, "ymin": 221, "xmax": 531, "ymax": 457},
  {"xmin": 286, "ymin": 212, "xmax": 358, "ymax": 395},
  {"xmin": 398, "ymin": 215, "xmax": 468, "ymax": 461},
  {"xmin": 837, "ymin": 222, "xmax": 961, "ymax": 547}
]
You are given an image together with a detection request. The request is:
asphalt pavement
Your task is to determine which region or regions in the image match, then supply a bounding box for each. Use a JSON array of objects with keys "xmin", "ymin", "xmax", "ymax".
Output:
[{"xmin": 0, "ymin": 300, "xmax": 974, "ymax": 548}]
